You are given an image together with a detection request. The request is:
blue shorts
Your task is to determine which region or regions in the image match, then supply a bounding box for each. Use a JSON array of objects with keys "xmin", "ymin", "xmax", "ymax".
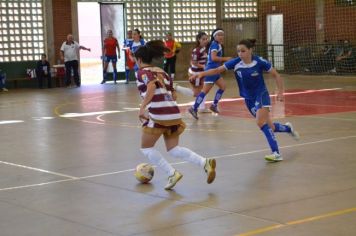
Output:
[
  {"xmin": 244, "ymin": 90, "xmax": 271, "ymax": 117},
  {"xmin": 104, "ymin": 55, "xmax": 117, "ymax": 63},
  {"xmin": 204, "ymin": 74, "xmax": 221, "ymax": 84}
]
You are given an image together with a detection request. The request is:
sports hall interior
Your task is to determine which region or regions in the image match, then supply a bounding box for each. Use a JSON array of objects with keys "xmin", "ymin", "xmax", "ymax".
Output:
[{"xmin": 0, "ymin": 0, "xmax": 355, "ymax": 235}]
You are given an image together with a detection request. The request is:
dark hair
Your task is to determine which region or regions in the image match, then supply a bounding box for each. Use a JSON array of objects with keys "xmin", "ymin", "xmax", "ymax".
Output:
[
  {"xmin": 207, "ymin": 28, "xmax": 224, "ymax": 52},
  {"xmin": 238, "ymin": 39, "xmax": 257, "ymax": 49},
  {"xmin": 134, "ymin": 40, "xmax": 170, "ymax": 64},
  {"xmin": 134, "ymin": 28, "xmax": 143, "ymax": 39},
  {"xmin": 195, "ymin": 31, "xmax": 207, "ymax": 48}
]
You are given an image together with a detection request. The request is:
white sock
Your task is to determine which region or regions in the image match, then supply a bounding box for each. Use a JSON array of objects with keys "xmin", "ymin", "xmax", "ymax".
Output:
[
  {"xmin": 176, "ymin": 85, "xmax": 194, "ymax": 97},
  {"xmin": 198, "ymin": 96, "xmax": 207, "ymax": 110},
  {"xmin": 171, "ymin": 73, "xmax": 175, "ymax": 79},
  {"xmin": 168, "ymin": 146, "xmax": 205, "ymax": 167},
  {"xmin": 140, "ymin": 148, "xmax": 175, "ymax": 176}
]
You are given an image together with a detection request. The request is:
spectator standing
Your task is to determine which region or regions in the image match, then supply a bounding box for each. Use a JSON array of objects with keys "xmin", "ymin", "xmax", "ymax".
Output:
[
  {"xmin": 164, "ymin": 32, "xmax": 181, "ymax": 80},
  {"xmin": 101, "ymin": 29, "xmax": 120, "ymax": 84},
  {"xmin": 60, "ymin": 34, "xmax": 90, "ymax": 87}
]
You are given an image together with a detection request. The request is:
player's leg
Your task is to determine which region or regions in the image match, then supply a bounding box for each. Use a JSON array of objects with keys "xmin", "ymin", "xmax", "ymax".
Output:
[
  {"xmin": 189, "ymin": 82, "xmax": 214, "ymax": 119},
  {"xmin": 112, "ymin": 58, "xmax": 118, "ymax": 84},
  {"xmin": 141, "ymin": 127, "xmax": 178, "ymax": 190},
  {"xmin": 257, "ymin": 107, "xmax": 282, "ymax": 162},
  {"xmin": 101, "ymin": 60, "xmax": 109, "ymax": 84},
  {"xmin": 164, "ymin": 125, "xmax": 216, "ymax": 184},
  {"xmin": 210, "ymin": 77, "xmax": 226, "ymax": 113},
  {"xmin": 170, "ymin": 56, "xmax": 176, "ymax": 79}
]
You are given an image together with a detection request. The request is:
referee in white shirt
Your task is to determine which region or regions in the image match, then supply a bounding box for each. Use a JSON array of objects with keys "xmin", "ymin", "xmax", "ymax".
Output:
[{"xmin": 60, "ymin": 34, "xmax": 90, "ymax": 87}]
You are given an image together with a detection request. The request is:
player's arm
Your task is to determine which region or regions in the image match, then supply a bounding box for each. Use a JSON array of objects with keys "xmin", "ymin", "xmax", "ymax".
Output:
[
  {"xmin": 189, "ymin": 65, "xmax": 226, "ymax": 80},
  {"xmin": 211, "ymin": 51, "xmax": 232, "ymax": 63},
  {"xmin": 269, "ymin": 68, "xmax": 285, "ymax": 101},
  {"xmin": 191, "ymin": 60, "xmax": 204, "ymax": 69},
  {"xmin": 139, "ymin": 80, "xmax": 156, "ymax": 121}
]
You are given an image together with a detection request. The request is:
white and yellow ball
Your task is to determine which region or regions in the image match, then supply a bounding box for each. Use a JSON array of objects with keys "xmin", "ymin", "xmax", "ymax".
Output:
[{"xmin": 134, "ymin": 163, "xmax": 154, "ymax": 184}]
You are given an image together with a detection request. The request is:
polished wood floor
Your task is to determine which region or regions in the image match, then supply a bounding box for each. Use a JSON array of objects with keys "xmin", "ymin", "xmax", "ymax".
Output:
[{"xmin": 0, "ymin": 74, "xmax": 355, "ymax": 236}]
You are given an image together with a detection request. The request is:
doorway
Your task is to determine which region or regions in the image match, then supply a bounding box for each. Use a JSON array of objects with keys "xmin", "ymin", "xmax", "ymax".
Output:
[
  {"xmin": 77, "ymin": 2, "xmax": 125, "ymax": 85},
  {"xmin": 267, "ymin": 14, "xmax": 284, "ymax": 70}
]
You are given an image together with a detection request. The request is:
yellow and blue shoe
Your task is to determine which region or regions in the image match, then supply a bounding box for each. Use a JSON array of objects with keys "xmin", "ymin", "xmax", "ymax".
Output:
[{"xmin": 265, "ymin": 152, "xmax": 283, "ymax": 162}]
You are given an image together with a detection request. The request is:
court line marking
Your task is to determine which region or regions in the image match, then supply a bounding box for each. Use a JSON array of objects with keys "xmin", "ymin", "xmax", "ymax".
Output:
[
  {"xmin": 0, "ymin": 160, "xmax": 78, "ymax": 179},
  {"xmin": 236, "ymin": 207, "xmax": 356, "ymax": 236},
  {"xmin": 1, "ymin": 135, "xmax": 355, "ymax": 192}
]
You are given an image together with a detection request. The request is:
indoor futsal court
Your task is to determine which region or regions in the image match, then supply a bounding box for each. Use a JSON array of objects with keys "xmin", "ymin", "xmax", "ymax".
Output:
[
  {"xmin": 1, "ymin": 74, "xmax": 355, "ymax": 235},
  {"xmin": 1, "ymin": 0, "xmax": 356, "ymax": 236}
]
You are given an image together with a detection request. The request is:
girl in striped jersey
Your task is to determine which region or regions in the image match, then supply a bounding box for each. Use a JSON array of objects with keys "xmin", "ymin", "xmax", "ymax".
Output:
[
  {"xmin": 134, "ymin": 40, "xmax": 216, "ymax": 190},
  {"xmin": 188, "ymin": 31, "xmax": 209, "ymax": 112}
]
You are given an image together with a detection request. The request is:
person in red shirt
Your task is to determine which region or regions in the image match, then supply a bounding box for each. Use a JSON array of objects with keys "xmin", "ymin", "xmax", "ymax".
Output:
[
  {"xmin": 101, "ymin": 29, "xmax": 120, "ymax": 84},
  {"xmin": 164, "ymin": 32, "xmax": 181, "ymax": 80}
]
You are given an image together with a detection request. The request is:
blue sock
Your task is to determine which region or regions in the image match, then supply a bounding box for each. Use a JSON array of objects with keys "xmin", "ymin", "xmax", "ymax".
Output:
[
  {"xmin": 103, "ymin": 71, "xmax": 107, "ymax": 81},
  {"xmin": 113, "ymin": 69, "xmax": 117, "ymax": 82},
  {"xmin": 193, "ymin": 92, "xmax": 206, "ymax": 111},
  {"xmin": 274, "ymin": 123, "xmax": 291, "ymax": 133},
  {"xmin": 213, "ymin": 89, "xmax": 224, "ymax": 105},
  {"xmin": 125, "ymin": 69, "xmax": 130, "ymax": 82},
  {"xmin": 261, "ymin": 124, "xmax": 279, "ymax": 153}
]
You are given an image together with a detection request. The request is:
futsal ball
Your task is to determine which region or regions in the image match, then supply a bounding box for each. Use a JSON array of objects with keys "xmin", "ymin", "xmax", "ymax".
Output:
[{"xmin": 134, "ymin": 163, "xmax": 154, "ymax": 184}]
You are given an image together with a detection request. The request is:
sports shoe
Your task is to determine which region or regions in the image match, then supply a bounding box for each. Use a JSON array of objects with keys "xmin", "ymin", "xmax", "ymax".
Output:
[
  {"xmin": 164, "ymin": 171, "xmax": 183, "ymax": 190},
  {"xmin": 100, "ymin": 80, "xmax": 106, "ymax": 84},
  {"xmin": 198, "ymin": 108, "xmax": 211, "ymax": 113},
  {"xmin": 209, "ymin": 104, "xmax": 219, "ymax": 113},
  {"xmin": 2, "ymin": 88, "xmax": 8, "ymax": 92},
  {"xmin": 264, "ymin": 152, "xmax": 283, "ymax": 162},
  {"xmin": 204, "ymin": 158, "xmax": 216, "ymax": 184},
  {"xmin": 285, "ymin": 122, "xmax": 300, "ymax": 141},
  {"xmin": 188, "ymin": 107, "xmax": 198, "ymax": 120}
]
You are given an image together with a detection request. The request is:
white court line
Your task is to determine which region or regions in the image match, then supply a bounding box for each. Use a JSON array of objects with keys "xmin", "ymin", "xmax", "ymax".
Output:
[
  {"xmin": 0, "ymin": 120, "xmax": 24, "ymax": 125},
  {"xmin": 175, "ymin": 88, "xmax": 342, "ymax": 107},
  {"xmin": 301, "ymin": 115, "xmax": 356, "ymax": 122},
  {"xmin": 0, "ymin": 179, "xmax": 75, "ymax": 192},
  {"xmin": 1, "ymin": 135, "xmax": 355, "ymax": 192},
  {"xmin": 0, "ymin": 160, "xmax": 78, "ymax": 179}
]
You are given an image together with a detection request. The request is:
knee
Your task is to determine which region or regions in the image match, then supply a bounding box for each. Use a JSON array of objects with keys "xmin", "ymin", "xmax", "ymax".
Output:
[{"xmin": 256, "ymin": 120, "xmax": 266, "ymax": 128}]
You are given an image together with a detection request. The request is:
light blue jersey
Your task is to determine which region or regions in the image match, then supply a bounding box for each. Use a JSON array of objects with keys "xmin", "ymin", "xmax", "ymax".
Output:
[{"xmin": 224, "ymin": 55, "xmax": 272, "ymax": 99}]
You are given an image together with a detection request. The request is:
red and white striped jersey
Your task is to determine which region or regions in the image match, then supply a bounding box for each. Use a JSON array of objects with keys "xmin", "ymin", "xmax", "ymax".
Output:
[
  {"xmin": 189, "ymin": 46, "xmax": 207, "ymax": 73},
  {"xmin": 136, "ymin": 66, "xmax": 182, "ymax": 125}
]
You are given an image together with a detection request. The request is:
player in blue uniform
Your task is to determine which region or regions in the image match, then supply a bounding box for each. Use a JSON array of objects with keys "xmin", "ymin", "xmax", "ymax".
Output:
[
  {"xmin": 123, "ymin": 30, "xmax": 133, "ymax": 83},
  {"xmin": 188, "ymin": 28, "xmax": 232, "ymax": 119},
  {"xmin": 190, "ymin": 39, "xmax": 300, "ymax": 162},
  {"xmin": 127, "ymin": 29, "xmax": 145, "ymax": 79}
]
